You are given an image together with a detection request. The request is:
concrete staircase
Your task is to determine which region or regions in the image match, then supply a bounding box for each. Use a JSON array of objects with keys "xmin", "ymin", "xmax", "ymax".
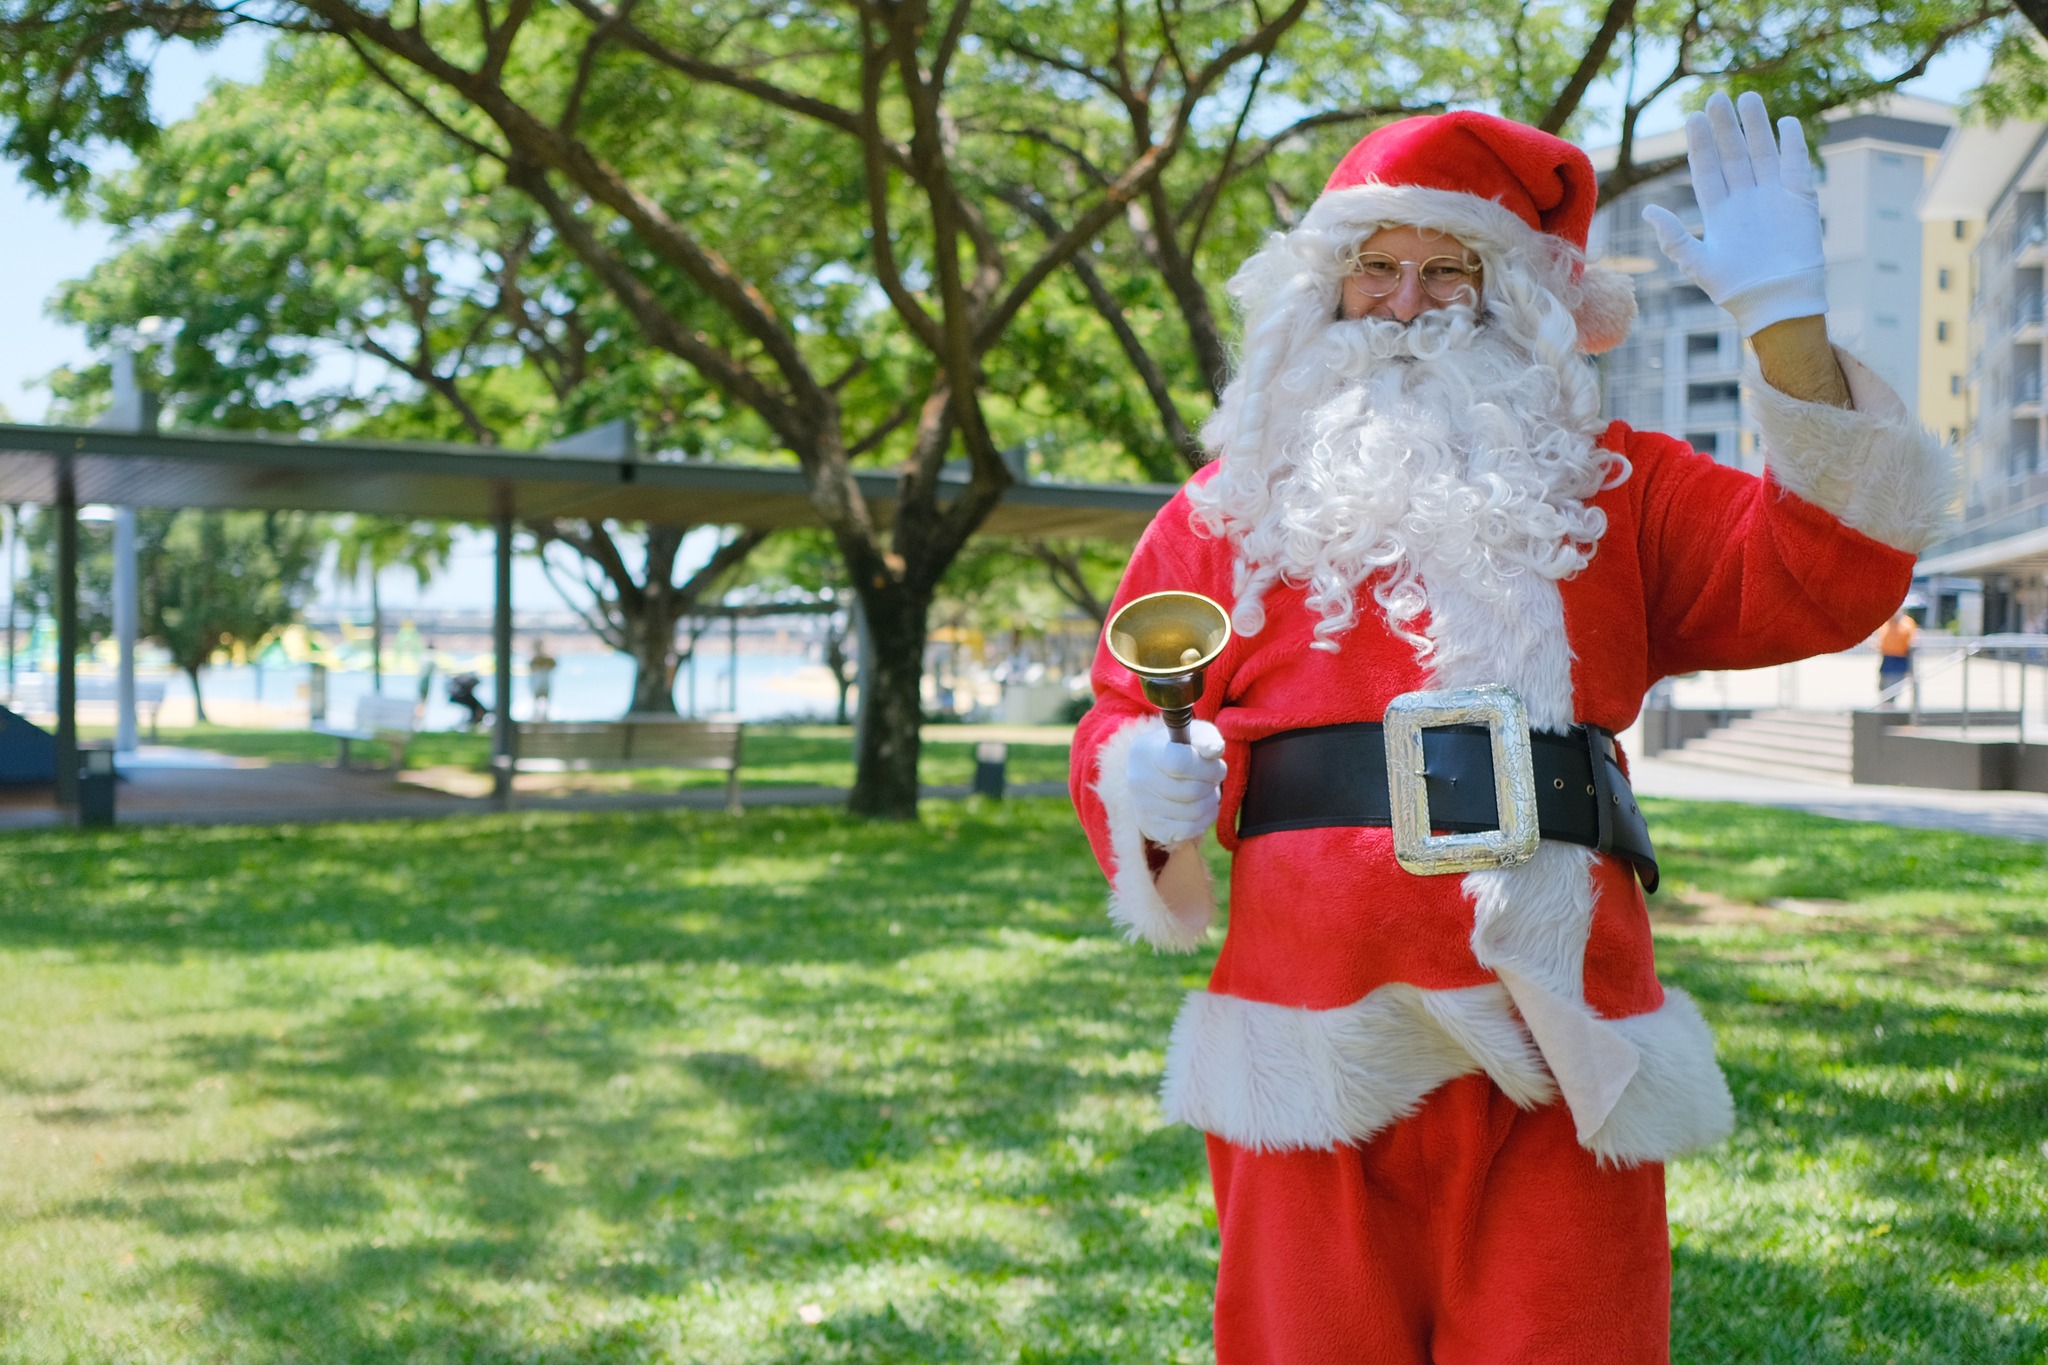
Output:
[{"xmin": 1660, "ymin": 709, "xmax": 1854, "ymax": 786}]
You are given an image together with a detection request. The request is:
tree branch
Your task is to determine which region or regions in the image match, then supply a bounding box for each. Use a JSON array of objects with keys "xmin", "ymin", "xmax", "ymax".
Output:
[{"xmin": 1537, "ymin": 0, "xmax": 1636, "ymax": 134}]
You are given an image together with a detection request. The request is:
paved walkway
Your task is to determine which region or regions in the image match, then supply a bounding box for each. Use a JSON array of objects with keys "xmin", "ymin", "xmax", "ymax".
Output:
[
  {"xmin": 1629, "ymin": 754, "xmax": 2048, "ymax": 843},
  {"xmin": 0, "ymin": 761, "xmax": 1070, "ymax": 832},
  {"xmin": 11, "ymin": 740, "xmax": 2048, "ymax": 846}
]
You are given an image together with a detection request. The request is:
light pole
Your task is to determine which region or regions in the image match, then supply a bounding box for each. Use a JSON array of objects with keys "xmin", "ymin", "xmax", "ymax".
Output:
[{"xmin": 101, "ymin": 320, "xmax": 168, "ymax": 753}]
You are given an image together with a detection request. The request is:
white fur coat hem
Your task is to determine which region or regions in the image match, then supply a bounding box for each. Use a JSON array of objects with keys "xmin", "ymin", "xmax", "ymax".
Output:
[{"xmin": 1160, "ymin": 981, "xmax": 1733, "ymax": 1165}]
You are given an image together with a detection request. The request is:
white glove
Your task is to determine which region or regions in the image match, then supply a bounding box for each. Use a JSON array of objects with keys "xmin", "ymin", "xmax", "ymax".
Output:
[
  {"xmin": 1127, "ymin": 720, "xmax": 1227, "ymax": 846},
  {"xmin": 1642, "ymin": 91, "xmax": 1828, "ymax": 338}
]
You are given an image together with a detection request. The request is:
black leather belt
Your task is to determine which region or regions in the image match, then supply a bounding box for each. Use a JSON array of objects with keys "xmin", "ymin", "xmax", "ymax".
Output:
[{"xmin": 1237, "ymin": 720, "xmax": 1659, "ymax": 892}]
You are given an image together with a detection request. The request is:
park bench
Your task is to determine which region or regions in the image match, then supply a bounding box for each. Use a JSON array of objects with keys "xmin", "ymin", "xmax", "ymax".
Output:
[
  {"xmin": 514, "ymin": 716, "xmax": 745, "ymax": 814},
  {"xmin": 313, "ymin": 693, "xmax": 420, "ymax": 770}
]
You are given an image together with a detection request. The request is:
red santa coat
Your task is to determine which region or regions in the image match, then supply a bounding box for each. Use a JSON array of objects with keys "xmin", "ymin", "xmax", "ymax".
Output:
[{"xmin": 1072, "ymin": 357, "xmax": 1932, "ymax": 1164}]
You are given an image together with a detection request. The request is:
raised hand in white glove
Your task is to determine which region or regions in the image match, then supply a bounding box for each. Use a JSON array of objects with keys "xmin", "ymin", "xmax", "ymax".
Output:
[
  {"xmin": 1642, "ymin": 91, "xmax": 1827, "ymax": 338},
  {"xmin": 1127, "ymin": 720, "xmax": 1227, "ymax": 847}
]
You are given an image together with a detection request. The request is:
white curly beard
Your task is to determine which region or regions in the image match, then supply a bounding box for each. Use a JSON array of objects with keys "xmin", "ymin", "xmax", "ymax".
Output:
[{"xmin": 1189, "ymin": 301, "xmax": 1624, "ymax": 654}]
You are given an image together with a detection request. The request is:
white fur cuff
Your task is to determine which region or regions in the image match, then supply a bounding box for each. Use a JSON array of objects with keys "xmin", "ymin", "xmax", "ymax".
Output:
[
  {"xmin": 1748, "ymin": 347, "xmax": 1955, "ymax": 553},
  {"xmin": 1093, "ymin": 717, "xmax": 1216, "ymax": 952}
]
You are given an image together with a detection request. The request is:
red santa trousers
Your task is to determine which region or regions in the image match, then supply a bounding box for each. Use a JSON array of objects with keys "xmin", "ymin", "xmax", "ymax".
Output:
[{"xmin": 1206, "ymin": 1074, "xmax": 1670, "ymax": 1365}]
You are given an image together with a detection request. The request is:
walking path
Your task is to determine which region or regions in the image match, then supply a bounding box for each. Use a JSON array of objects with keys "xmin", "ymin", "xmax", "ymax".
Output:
[
  {"xmin": 1628, "ymin": 754, "xmax": 2048, "ymax": 843},
  {"xmin": 9, "ymin": 737, "xmax": 2048, "ymax": 846},
  {"xmin": 0, "ymin": 759, "xmax": 1071, "ymax": 832}
]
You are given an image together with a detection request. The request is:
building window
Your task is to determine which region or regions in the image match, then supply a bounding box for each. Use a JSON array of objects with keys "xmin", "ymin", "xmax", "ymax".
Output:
[
  {"xmin": 1879, "ymin": 153, "xmax": 1904, "ymax": 166},
  {"xmin": 1877, "ymin": 261, "xmax": 1901, "ymax": 273},
  {"xmin": 1949, "ymin": 427, "xmax": 1961, "ymax": 445},
  {"xmin": 1955, "ymin": 219, "xmax": 1968, "ymax": 239},
  {"xmin": 1879, "ymin": 207, "xmax": 1903, "ymax": 220},
  {"xmin": 1686, "ymin": 431, "xmax": 1721, "ymax": 456},
  {"xmin": 1687, "ymin": 332, "xmax": 1720, "ymax": 356},
  {"xmin": 1687, "ymin": 381, "xmax": 1740, "ymax": 405},
  {"xmin": 1951, "ymin": 374, "xmax": 1963, "ymax": 395},
  {"xmin": 1877, "ymin": 315, "xmax": 1900, "ymax": 327},
  {"xmin": 1939, "ymin": 267, "xmax": 1952, "ymax": 290},
  {"xmin": 1937, "ymin": 321, "xmax": 1950, "ymax": 342}
]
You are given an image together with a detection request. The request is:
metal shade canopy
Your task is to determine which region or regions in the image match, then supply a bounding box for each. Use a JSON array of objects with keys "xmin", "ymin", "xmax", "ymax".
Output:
[
  {"xmin": 0, "ymin": 424, "xmax": 1174, "ymax": 539},
  {"xmin": 7, "ymin": 417, "xmax": 1177, "ymax": 822}
]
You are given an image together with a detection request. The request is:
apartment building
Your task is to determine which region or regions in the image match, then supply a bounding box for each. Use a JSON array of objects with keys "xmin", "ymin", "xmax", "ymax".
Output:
[
  {"xmin": 1915, "ymin": 118, "xmax": 2048, "ymax": 632},
  {"xmin": 1919, "ymin": 207, "xmax": 1979, "ymax": 448},
  {"xmin": 1588, "ymin": 96, "xmax": 1956, "ymax": 475}
]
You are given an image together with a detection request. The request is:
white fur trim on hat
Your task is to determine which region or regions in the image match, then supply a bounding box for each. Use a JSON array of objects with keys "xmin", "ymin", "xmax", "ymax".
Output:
[{"xmin": 1301, "ymin": 183, "xmax": 1636, "ymax": 354}]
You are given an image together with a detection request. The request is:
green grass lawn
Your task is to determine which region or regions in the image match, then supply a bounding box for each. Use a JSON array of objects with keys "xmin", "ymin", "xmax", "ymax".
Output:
[
  {"xmin": 0, "ymin": 798, "xmax": 2042, "ymax": 1362},
  {"xmin": 89, "ymin": 724, "xmax": 1075, "ymax": 791}
]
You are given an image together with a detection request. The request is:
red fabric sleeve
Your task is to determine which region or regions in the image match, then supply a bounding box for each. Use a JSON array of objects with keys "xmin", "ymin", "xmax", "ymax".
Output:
[
  {"xmin": 1621, "ymin": 426, "xmax": 1918, "ymax": 681},
  {"xmin": 1068, "ymin": 486, "xmax": 1225, "ymax": 889}
]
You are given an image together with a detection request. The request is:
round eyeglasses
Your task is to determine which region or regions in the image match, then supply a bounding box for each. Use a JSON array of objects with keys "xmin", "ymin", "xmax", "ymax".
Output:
[{"xmin": 1347, "ymin": 252, "xmax": 1483, "ymax": 304}]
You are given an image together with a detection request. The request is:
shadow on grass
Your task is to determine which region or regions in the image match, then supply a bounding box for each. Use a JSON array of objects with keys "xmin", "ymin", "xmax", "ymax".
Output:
[
  {"xmin": 10, "ymin": 799, "xmax": 2041, "ymax": 1360},
  {"xmin": 10, "ymin": 801, "xmax": 1217, "ymax": 1360},
  {"xmin": 0, "ymin": 803, "xmax": 1101, "ymax": 969},
  {"xmin": 1674, "ymin": 1241, "xmax": 2045, "ymax": 1363}
]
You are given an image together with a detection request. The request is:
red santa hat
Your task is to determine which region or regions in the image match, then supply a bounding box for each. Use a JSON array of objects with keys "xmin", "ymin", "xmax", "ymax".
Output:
[{"xmin": 1303, "ymin": 112, "xmax": 1636, "ymax": 354}]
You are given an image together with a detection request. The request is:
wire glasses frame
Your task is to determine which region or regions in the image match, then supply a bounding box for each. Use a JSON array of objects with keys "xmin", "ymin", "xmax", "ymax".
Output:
[{"xmin": 1346, "ymin": 252, "xmax": 1484, "ymax": 304}]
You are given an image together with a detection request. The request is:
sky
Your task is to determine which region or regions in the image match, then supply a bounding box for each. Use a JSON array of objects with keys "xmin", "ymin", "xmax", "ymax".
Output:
[{"xmin": 0, "ymin": 27, "xmax": 2004, "ymax": 610}]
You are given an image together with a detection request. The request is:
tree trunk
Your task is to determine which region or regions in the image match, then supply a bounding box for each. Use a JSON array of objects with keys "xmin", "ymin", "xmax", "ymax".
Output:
[
  {"xmin": 849, "ymin": 582, "xmax": 930, "ymax": 820},
  {"xmin": 823, "ymin": 620, "xmax": 853, "ymax": 726},
  {"xmin": 625, "ymin": 607, "xmax": 681, "ymax": 715},
  {"xmin": 186, "ymin": 664, "xmax": 208, "ymax": 725}
]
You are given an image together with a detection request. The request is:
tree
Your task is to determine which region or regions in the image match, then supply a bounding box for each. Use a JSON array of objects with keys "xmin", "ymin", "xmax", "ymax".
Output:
[
  {"xmin": 15, "ymin": 507, "xmax": 326, "ymax": 722},
  {"xmin": 995, "ymin": 0, "xmax": 2018, "ymax": 477},
  {"xmin": 17, "ymin": 506, "xmax": 112, "ymax": 648},
  {"xmin": 1, "ymin": 0, "xmax": 2010, "ymax": 815},
  {"xmin": 333, "ymin": 516, "xmax": 454, "ymax": 690},
  {"xmin": 143, "ymin": 511, "xmax": 328, "ymax": 722},
  {"xmin": 0, "ymin": 1, "xmax": 1315, "ymax": 819},
  {"xmin": 533, "ymin": 523, "xmax": 767, "ymax": 713},
  {"xmin": 732, "ymin": 529, "xmax": 861, "ymax": 723},
  {"xmin": 49, "ymin": 47, "xmax": 772, "ymax": 719}
]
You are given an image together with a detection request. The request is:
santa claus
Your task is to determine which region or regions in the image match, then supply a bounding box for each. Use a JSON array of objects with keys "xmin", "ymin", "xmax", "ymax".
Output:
[{"xmin": 1069, "ymin": 94, "xmax": 1948, "ymax": 1362}]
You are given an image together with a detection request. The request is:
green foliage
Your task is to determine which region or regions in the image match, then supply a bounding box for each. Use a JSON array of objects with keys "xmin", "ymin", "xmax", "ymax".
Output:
[
  {"xmin": 334, "ymin": 516, "xmax": 453, "ymax": 596},
  {"xmin": 143, "ymin": 510, "xmax": 326, "ymax": 715},
  {"xmin": 2, "ymin": 0, "xmax": 2014, "ymax": 813},
  {"xmin": 1971, "ymin": 27, "xmax": 2048, "ymax": 123},
  {"xmin": 16, "ymin": 505, "xmax": 114, "ymax": 645},
  {"xmin": 0, "ymin": 798, "xmax": 2043, "ymax": 1361},
  {"xmin": 14, "ymin": 508, "xmax": 325, "ymax": 699}
]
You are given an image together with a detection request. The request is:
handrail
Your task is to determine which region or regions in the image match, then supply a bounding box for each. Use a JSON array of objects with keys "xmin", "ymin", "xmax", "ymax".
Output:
[{"xmin": 1876, "ymin": 634, "xmax": 2048, "ymax": 736}]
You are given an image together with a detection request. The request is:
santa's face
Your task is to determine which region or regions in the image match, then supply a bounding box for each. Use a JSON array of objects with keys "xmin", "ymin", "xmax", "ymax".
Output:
[
  {"xmin": 1190, "ymin": 225, "xmax": 1621, "ymax": 654},
  {"xmin": 1338, "ymin": 225, "xmax": 1483, "ymax": 323}
]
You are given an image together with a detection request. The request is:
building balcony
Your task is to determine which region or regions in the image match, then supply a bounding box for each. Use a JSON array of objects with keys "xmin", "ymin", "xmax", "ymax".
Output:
[
  {"xmin": 1686, "ymin": 401, "xmax": 1742, "ymax": 426},
  {"xmin": 2020, "ymin": 217, "xmax": 2048, "ymax": 266},
  {"xmin": 2015, "ymin": 299, "xmax": 2046, "ymax": 343},
  {"xmin": 2017, "ymin": 374, "xmax": 2045, "ymax": 415}
]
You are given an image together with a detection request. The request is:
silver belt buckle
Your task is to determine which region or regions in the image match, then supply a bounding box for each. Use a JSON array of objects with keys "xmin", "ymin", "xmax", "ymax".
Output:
[{"xmin": 1383, "ymin": 685, "xmax": 1542, "ymax": 876}]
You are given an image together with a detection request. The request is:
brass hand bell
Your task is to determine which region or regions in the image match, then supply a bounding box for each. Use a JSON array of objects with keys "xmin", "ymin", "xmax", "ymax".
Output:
[{"xmin": 1104, "ymin": 591, "xmax": 1231, "ymax": 745}]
